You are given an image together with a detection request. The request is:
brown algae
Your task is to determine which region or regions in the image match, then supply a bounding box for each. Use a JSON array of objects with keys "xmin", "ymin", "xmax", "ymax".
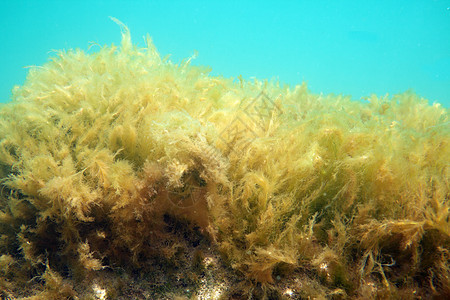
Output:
[{"xmin": 0, "ymin": 20, "xmax": 448, "ymax": 299}]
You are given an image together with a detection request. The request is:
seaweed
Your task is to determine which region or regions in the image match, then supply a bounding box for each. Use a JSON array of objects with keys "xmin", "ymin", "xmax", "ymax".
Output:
[{"xmin": 0, "ymin": 19, "xmax": 448, "ymax": 299}]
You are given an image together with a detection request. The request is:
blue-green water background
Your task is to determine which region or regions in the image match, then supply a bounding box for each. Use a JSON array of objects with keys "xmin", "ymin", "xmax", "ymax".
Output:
[{"xmin": 1, "ymin": 0, "xmax": 449, "ymax": 107}]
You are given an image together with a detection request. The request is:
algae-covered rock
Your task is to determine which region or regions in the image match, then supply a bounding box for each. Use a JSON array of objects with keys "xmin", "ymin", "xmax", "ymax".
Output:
[{"xmin": 0, "ymin": 20, "xmax": 448, "ymax": 299}]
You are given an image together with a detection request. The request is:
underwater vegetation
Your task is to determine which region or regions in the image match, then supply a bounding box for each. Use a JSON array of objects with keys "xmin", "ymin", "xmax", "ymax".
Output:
[{"xmin": 0, "ymin": 20, "xmax": 448, "ymax": 299}]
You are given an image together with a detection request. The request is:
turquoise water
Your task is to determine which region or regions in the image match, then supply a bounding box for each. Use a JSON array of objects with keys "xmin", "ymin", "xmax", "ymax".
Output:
[{"xmin": 1, "ymin": 0, "xmax": 449, "ymax": 106}]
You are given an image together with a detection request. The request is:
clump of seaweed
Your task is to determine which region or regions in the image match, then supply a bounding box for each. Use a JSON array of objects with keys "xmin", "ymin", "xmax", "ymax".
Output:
[{"xmin": 0, "ymin": 19, "xmax": 448, "ymax": 299}]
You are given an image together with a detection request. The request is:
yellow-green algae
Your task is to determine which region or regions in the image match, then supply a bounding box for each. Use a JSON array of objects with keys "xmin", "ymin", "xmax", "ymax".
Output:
[{"xmin": 0, "ymin": 21, "xmax": 448, "ymax": 299}]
